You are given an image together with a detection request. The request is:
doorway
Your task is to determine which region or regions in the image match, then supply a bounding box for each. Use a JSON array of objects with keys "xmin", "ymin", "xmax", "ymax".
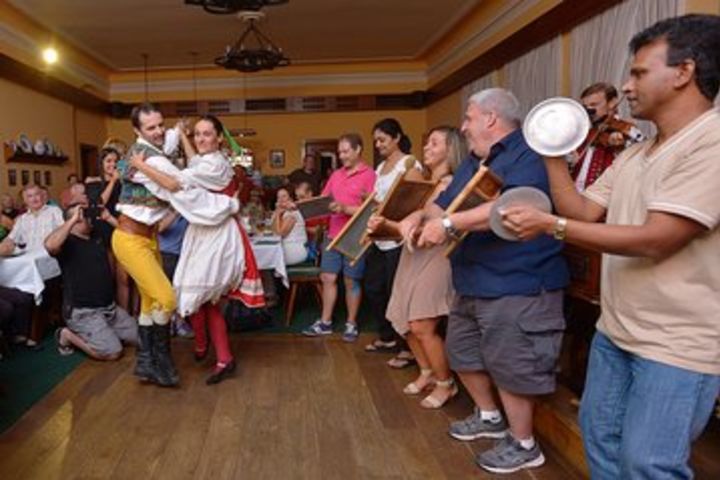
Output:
[
  {"xmin": 79, "ymin": 144, "xmax": 99, "ymax": 180},
  {"xmin": 303, "ymin": 139, "xmax": 338, "ymax": 185}
]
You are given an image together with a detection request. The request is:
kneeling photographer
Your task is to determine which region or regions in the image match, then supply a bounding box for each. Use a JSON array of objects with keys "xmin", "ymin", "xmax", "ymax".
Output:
[{"xmin": 44, "ymin": 203, "xmax": 135, "ymax": 360}]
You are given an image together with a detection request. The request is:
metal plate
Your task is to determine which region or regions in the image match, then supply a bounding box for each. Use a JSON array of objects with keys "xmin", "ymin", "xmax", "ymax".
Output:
[
  {"xmin": 523, "ymin": 97, "xmax": 590, "ymax": 157},
  {"xmin": 489, "ymin": 187, "xmax": 552, "ymax": 241},
  {"xmin": 18, "ymin": 134, "xmax": 33, "ymax": 154}
]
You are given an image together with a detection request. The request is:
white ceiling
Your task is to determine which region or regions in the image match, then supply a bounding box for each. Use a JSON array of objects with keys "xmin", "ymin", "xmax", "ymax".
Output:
[{"xmin": 10, "ymin": 0, "xmax": 481, "ymax": 70}]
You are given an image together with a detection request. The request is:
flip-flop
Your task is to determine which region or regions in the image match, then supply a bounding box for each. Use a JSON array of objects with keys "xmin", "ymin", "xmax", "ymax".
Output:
[{"xmin": 55, "ymin": 328, "xmax": 74, "ymax": 356}]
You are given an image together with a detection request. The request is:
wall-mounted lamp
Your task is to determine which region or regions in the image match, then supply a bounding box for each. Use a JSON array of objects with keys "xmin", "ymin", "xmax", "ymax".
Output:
[{"xmin": 42, "ymin": 47, "xmax": 58, "ymax": 65}]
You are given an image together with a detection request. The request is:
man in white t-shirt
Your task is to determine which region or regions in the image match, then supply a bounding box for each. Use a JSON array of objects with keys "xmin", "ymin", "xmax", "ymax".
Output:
[{"xmin": 501, "ymin": 14, "xmax": 720, "ymax": 479}]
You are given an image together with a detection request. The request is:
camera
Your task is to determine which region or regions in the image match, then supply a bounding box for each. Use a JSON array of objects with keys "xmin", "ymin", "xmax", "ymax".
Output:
[{"xmin": 84, "ymin": 205, "xmax": 102, "ymax": 221}]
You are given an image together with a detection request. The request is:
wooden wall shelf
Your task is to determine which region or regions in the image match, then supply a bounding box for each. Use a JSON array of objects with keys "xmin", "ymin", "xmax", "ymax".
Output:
[{"xmin": 4, "ymin": 145, "xmax": 68, "ymax": 165}]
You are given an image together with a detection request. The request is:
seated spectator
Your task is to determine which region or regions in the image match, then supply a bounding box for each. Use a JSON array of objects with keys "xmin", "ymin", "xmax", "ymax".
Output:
[
  {"xmin": 1, "ymin": 195, "xmax": 17, "ymax": 239},
  {"xmin": 44, "ymin": 204, "xmax": 137, "ymax": 360},
  {"xmin": 0, "ymin": 286, "xmax": 34, "ymax": 347},
  {"xmin": 1, "ymin": 193, "xmax": 20, "ymax": 223},
  {"xmin": 0, "ymin": 184, "xmax": 63, "ymax": 256},
  {"xmin": 243, "ymin": 188, "xmax": 266, "ymax": 227},
  {"xmin": 294, "ymin": 181, "xmax": 313, "ymax": 202},
  {"xmin": 40, "ymin": 185, "xmax": 60, "ymax": 208},
  {"xmin": 294, "ymin": 181, "xmax": 329, "ymax": 245},
  {"xmin": 271, "ymin": 187, "xmax": 308, "ymax": 265},
  {"xmin": 59, "ymin": 173, "xmax": 80, "ymax": 209}
]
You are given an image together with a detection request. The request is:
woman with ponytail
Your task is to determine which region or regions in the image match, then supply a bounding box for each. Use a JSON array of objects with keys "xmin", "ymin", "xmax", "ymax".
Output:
[{"xmin": 363, "ymin": 118, "xmax": 420, "ymax": 367}]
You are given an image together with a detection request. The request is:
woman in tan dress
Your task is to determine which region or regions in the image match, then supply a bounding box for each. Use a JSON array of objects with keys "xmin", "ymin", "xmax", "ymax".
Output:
[{"xmin": 368, "ymin": 126, "xmax": 466, "ymax": 408}]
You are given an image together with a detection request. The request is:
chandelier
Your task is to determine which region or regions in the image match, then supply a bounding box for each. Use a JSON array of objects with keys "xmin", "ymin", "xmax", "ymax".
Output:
[
  {"xmin": 214, "ymin": 11, "xmax": 290, "ymax": 73},
  {"xmin": 185, "ymin": 0, "xmax": 288, "ymax": 14}
]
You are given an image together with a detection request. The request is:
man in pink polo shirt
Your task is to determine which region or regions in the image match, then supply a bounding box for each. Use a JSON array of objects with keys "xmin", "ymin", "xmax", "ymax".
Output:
[{"xmin": 302, "ymin": 133, "xmax": 376, "ymax": 342}]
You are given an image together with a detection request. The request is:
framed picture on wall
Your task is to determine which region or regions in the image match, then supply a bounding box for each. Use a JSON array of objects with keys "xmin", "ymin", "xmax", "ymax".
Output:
[
  {"xmin": 8, "ymin": 169, "xmax": 17, "ymax": 187},
  {"xmin": 21, "ymin": 170, "xmax": 29, "ymax": 186},
  {"xmin": 44, "ymin": 170, "xmax": 52, "ymax": 186},
  {"xmin": 269, "ymin": 149, "xmax": 285, "ymax": 169},
  {"xmin": 33, "ymin": 170, "xmax": 42, "ymax": 186}
]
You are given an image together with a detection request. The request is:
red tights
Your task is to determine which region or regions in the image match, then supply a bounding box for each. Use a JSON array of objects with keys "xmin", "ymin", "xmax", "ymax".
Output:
[{"xmin": 190, "ymin": 303, "xmax": 233, "ymax": 365}]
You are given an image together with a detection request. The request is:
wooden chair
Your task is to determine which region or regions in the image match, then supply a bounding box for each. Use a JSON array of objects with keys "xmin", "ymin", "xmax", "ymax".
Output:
[{"xmin": 284, "ymin": 225, "xmax": 325, "ymax": 326}]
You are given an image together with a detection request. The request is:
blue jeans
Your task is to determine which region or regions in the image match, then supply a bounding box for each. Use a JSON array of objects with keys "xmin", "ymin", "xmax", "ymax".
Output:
[{"xmin": 579, "ymin": 332, "xmax": 719, "ymax": 479}]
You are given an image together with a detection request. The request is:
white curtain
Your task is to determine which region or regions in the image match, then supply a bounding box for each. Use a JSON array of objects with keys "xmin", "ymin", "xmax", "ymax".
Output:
[
  {"xmin": 460, "ymin": 72, "xmax": 495, "ymax": 113},
  {"xmin": 570, "ymin": 0, "xmax": 682, "ymax": 97},
  {"xmin": 570, "ymin": 0, "xmax": 683, "ymax": 134},
  {"xmin": 504, "ymin": 36, "xmax": 562, "ymax": 117}
]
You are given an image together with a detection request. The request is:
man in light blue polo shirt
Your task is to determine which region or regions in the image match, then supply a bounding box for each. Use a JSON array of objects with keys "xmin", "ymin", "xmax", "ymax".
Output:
[{"xmin": 415, "ymin": 88, "xmax": 568, "ymax": 474}]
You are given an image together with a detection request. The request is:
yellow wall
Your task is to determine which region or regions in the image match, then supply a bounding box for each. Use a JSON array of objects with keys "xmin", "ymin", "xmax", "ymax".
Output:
[
  {"xmin": 0, "ymin": 0, "xmax": 110, "ymax": 98},
  {"xmin": 426, "ymin": 91, "xmax": 463, "ymax": 130},
  {"xmin": 0, "ymin": 78, "xmax": 107, "ymax": 199},
  {"xmin": 108, "ymin": 109, "xmax": 426, "ymax": 175},
  {"xmin": 684, "ymin": 0, "xmax": 720, "ymax": 14}
]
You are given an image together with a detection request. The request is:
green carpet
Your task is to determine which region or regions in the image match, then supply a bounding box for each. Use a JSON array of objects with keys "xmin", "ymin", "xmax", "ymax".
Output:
[{"xmin": 0, "ymin": 334, "xmax": 85, "ymax": 433}]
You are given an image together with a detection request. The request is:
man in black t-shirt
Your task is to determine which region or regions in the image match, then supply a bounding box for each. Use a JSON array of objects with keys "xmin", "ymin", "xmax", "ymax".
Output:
[
  {"xmin": 44, "ymin": 204, "xmax": 137, "ymax": 360},
  {"xmin": 288, "ymin": 154, "xmax": 321, "ymax": 195}
]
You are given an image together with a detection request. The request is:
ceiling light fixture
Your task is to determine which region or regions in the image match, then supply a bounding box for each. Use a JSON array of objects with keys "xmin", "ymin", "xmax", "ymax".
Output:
[
  {"xmin": 214, "ymin": 11, "xmax": 290, "ymax": 73},
  {"xmin": 184, "ymin": 0, "xmax": 288, "ymax": 15}
]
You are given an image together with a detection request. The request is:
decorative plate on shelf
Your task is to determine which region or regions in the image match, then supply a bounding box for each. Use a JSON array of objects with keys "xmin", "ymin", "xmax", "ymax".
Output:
[
  {"xmin": 18, "ymin": 134, "xmax": 33, "ymax": 153},
  {"xmin": 5, "ymin": 140, "xmax": 17, "ymax": 154},
  {"xmin": 44, "ymin": 139, "xmax": 55, "ymax": 156},
  {"xmin": 34, "ymin": 140, "xmax": 46, "ymax": 155}
]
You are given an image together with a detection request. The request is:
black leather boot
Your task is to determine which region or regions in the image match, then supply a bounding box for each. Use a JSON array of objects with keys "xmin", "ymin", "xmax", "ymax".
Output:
[
  {"xmin": 152, "ymin": 323, "xmax": 180, "ymax": 387},
  {"xmin": 134, "ymin": 325, "xmax": 158, "ymax": 382}
]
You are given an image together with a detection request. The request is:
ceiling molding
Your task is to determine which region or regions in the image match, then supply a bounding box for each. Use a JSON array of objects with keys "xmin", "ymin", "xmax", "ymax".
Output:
[
  {"xmin": 426, "ymin": 0, "xmax": 624, "ymax": 104},
  {"xmin": 413, "ymin": 0, "xmax": 483, "ymax": 59},
  {"xmin": 110, "ymin": 71, "xmax": 428, "ymax": 96},
  {"xmin": 426, "ymin": 0, "xmax": 538, "ymax": 83}
]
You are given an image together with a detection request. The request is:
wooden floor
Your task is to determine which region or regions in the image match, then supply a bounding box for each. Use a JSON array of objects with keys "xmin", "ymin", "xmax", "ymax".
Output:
[{"xmin": 0, "ymin": 334, "xmax": 582, "ymax": 480}]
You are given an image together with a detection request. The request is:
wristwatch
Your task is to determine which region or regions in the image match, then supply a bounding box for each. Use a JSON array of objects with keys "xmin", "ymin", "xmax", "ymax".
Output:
[
  {"xmin": 441, "ymin": 214, "xmax": 460, "ymax": 240},
  {"xmin": 553, "ymin": 217, "xmax": 568, "ymax": 240}
]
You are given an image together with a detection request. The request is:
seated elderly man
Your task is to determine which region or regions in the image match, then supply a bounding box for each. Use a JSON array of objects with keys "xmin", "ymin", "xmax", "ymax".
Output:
[
  {"xmin": 45, "ymin": 203, "xmax": 137, "ymax": 360},
  {"xmin": 0, "ymin": 184, "xmax": 63, "ymax": 256}
]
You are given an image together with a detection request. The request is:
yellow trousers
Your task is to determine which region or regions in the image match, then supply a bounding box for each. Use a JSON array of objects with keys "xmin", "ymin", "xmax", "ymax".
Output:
[{"xmin": 111, "ymin": 229, "xmax": 176, "ymax": 323}]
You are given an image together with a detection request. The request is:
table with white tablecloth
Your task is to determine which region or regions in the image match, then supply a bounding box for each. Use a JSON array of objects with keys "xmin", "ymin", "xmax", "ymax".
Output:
[
  {"xmin": 250, "ymin": 235, "xmax": 288, "ymax": 287},
  {"xmin": 0, "ymin": 248, "xmax": 61, "ymax": 304}
]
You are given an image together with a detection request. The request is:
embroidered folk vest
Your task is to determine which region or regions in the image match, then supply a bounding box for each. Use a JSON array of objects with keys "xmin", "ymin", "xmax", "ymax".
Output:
[{"xmin": 117, "ymin": 142, "xmax": 169, "ymax": 208}]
